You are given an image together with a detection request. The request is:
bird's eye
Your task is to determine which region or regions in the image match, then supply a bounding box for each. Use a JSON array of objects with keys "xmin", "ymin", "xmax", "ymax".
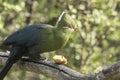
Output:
[{"xmin": 67, "ymin": 24, "xmax": 73, "ymax": 29}]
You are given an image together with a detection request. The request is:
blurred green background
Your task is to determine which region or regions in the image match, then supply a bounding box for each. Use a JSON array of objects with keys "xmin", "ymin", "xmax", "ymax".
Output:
[{"xmin": 0, "ymin": 0, "xmax": 120, "ymax": 80}]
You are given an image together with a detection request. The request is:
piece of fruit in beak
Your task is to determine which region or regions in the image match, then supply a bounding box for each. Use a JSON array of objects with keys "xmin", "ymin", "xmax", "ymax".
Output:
[{"xmin": 53, "ymin": 55, "xmax": 67, "ymax": 64}]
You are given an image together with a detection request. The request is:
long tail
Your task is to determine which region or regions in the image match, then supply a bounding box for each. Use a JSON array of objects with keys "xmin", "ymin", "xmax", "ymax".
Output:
[
  {"xmin": 0, "ymin": 61, "xmax": 13, "ymax": 80},
  {"xmin": 0, "ymin": 47, "xmax": 25, "ymax": 80}
]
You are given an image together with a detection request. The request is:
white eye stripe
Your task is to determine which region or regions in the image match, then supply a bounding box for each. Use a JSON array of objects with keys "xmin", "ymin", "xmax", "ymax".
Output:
[
  {"xmin": 63, "ymin": 27, "xmax": 74, "ymax": 31},
  {"xmin": 68, "ymin": 28, "xmax": 74, "ymax": 31}
]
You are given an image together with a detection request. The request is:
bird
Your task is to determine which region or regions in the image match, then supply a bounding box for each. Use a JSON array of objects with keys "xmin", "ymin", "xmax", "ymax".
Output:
[{"xmin": 0, "ymin": 11, "xmax": 77, "ymax": 80}]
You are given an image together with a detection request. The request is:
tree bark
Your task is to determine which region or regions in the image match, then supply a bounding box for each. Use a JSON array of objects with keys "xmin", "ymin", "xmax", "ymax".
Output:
[{"xmin": 0, "ymin": 52, "xmax": 120, "ymax": 80}]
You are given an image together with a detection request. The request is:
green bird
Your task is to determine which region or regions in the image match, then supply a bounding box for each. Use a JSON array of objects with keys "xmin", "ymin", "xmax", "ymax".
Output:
[{"xmin": 0, "ymin": 11, "xmax": 77, "ymax": 80}]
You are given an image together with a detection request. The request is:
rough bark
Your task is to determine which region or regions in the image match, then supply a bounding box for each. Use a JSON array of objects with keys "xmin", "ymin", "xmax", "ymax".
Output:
[{"xmin": 0, "ymin": 52, "xmax": 120, "ymax": 80}]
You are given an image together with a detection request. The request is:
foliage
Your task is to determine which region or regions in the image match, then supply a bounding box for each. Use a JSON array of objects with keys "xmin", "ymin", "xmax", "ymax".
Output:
[{"xmin": 0, "ymin": 0, "xmax": 120, "ymax": 80}]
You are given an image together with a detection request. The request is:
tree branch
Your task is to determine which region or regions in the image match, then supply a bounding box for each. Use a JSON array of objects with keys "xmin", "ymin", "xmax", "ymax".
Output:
[{"xmin": 0, "ymin": 52, "xmax": 120, "ymax": 80}]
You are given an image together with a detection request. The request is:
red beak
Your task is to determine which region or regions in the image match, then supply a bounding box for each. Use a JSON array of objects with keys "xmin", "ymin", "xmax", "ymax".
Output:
[{"xmin": 74, "ymin": 27, "xmax": 78, "ymax": 32}]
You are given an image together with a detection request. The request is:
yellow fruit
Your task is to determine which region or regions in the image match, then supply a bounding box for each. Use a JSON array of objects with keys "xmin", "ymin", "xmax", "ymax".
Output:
[{"xmin": 53, "ymin": 55, "xmax": 67, "ymax": 64}]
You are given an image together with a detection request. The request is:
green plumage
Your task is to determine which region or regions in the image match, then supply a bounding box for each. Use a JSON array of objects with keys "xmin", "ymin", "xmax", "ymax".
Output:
[{"xmin": 0, "ymin": 11, "xmax": 76, "ymax": 80}]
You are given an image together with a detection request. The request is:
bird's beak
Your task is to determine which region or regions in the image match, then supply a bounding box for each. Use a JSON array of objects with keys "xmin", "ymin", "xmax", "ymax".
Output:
[{"xmin": 73, "ymin": 27, "xmax": 78, "ymax": 32}]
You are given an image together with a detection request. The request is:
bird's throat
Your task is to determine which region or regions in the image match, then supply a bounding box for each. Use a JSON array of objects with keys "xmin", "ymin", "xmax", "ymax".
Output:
[{"xmin": 54, "ymin": 28, "xmax": 72, "ymax": 49}]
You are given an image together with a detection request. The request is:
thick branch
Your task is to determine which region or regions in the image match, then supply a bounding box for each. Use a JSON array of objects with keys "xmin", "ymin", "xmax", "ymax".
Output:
[{"xmin": 0, "ymin": 52, "xmax": 120, "ymax": 80}]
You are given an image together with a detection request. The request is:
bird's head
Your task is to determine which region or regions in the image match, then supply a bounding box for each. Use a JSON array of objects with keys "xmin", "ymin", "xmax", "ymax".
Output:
[{"xmin": 56, "ymin": 11, "xmax": 78, "ymax": 32}]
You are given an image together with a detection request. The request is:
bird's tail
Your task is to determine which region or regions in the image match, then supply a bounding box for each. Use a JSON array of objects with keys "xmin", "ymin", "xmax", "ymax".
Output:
[
  {"xmin": 0, "ymin": 61, "xmax": 13, "ymax": 80},
  {"xmin": 0, "ymin": 47, "xmax": 25, "ymax": 80}
]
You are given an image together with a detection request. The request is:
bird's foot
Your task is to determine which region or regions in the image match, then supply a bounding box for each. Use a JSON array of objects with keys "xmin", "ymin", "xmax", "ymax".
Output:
[
  {"xmin": 29, "ymin": 56, "xmax": 48, "ymax": 63},
  {"xmin": 30, "ymin": 55, "xmax": 46, "ymax": 61},
  {"xmin": 23, "ymin": 54, "xmax": 46, "ymax": 62},
  {"xmin": 38, "ymin": 56, "xmax": 46, "ymax": 61}
]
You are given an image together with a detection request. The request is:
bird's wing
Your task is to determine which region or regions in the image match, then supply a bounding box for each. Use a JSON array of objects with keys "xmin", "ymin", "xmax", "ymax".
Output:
[{"xmin": 3, "ymin": 24, "xmax": 50, "ymax": 46}]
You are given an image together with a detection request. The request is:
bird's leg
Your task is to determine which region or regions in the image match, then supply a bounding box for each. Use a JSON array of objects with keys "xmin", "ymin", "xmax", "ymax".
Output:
[{"xmin": 26, "ymin": 54, "xmax": 46, "ymax": 61}]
